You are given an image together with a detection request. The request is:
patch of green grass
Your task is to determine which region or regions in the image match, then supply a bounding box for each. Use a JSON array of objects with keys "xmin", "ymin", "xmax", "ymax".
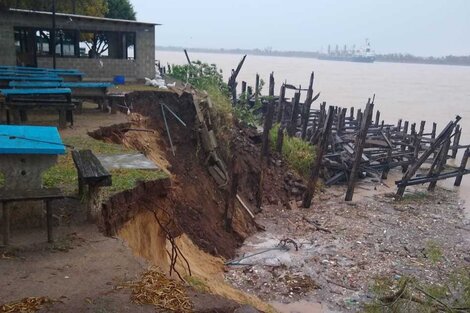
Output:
[
  {"xmin": 0, "ymin": 172, "xmax": 4, "ymax": 188},
  {"xmin": 186, "ymin": 276, "xmax": 210, "ymax": 293},
  {"xmin": 43, "ymin": 136, "xmax": 168, "ymax": 195},
  {"xmin": 64, "ymin": 136, "xmax": 133, "ymax": 155},
  {"xmin": 269, "ymin": 124, "xmax": 316, "ymax": 178},
  {"xmin": 424, "ymin": 240, "xmax": 443, "ymax": 264},
  {"xmin": 43, "ymin": 153, "xmax": 78, "ymax": 193},
  {"xmin": 109, "ymin": 169, "xmax": 168, "ymax": 193},
  {"xmin": 400, "ymin": 191, "xmax": 428, "ymax": 202}
]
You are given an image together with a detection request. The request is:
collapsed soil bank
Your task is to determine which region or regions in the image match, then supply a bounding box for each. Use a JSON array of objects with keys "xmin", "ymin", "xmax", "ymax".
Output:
[
  {"xmin": 91, "ymin": 89, "xmax": 302, "ymax": 311},
  {"xmin": 94, "ymin": 90, "xmax": 295, "ymax": 258}
]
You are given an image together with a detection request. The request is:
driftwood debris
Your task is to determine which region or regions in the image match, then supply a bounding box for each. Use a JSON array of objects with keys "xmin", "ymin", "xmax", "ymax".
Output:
[{"xmin": 227, "ymin": 64, "xmax": 469, "ymax": 207}]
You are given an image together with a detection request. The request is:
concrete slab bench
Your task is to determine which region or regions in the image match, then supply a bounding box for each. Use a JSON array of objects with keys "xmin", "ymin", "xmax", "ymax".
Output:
[{"xmin": 72, "ymin": 150, "xmax": 112, "ymax": 221}]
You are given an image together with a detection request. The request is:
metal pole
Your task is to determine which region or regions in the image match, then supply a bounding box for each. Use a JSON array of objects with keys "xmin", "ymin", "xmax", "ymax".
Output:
[{"xmin": 52, "ymin": 0, "xmax": 56, "ymax": 69}]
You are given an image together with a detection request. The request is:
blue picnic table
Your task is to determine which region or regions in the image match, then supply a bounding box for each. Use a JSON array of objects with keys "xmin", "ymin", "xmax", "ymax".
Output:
[
  {"xmin": 0, "ymin": 125, "xmax": 66, "ymax": 155},
  {"xmin": 0, "ymin": 88, "xmax": 74, "ymax": 129},
  {"xmin": 0, "ymin": 125, "xmax": 66, "ymax": 245},
  {"xmin": 7, "ymin": 82, "xmax": 114, "ymax": 112}
]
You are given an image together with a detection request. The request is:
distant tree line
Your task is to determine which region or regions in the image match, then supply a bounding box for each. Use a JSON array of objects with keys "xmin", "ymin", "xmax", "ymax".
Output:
[
  {"xmin": 158, "ymin": 46, "xmax": 470, "ymax": 67},
  {"xmin": 375, "ymin": 53, "xmax": 470, "ymax": 66},
  {"xmin": 0, "ymin": 0, "xmax": 136, "ymax": 20}
]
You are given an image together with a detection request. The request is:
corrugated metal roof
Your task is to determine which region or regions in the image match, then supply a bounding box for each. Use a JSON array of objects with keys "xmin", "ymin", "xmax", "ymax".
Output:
[{"xmin": 8, "ymin": 8, "xmax": 161, "ymax": 26}]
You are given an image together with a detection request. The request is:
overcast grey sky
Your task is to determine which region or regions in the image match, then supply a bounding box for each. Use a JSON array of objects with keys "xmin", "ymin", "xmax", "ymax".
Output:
[{"xmin": 132, "ymin": 0, "xmax": 470, "ymax": 56}]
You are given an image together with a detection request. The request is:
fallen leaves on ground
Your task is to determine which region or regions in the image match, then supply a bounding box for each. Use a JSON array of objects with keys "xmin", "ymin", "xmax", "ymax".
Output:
[
  {"xmin": 0, "ymin": 297, "xmax": 53, "ymax": 313},
  {"xmin": 121, "ymin": 267, "xmax": 192, "ymax": 313}
]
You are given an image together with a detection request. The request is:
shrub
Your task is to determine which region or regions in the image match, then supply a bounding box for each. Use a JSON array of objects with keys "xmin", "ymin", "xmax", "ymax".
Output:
[{"xmin": 269, "ymin": 124, "xmax": 315, "ymax": 178}]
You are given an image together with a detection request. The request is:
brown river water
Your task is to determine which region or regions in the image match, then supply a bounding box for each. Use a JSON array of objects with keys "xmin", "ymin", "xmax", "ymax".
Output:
[{"xmin": 156, "ymin": 50, "xmax": 470, "ymax": 312}]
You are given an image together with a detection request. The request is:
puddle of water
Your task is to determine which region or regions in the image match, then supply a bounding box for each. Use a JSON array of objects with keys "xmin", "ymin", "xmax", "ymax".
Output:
[{"xmin": 271, "ymin": 301, "xmax": 333, "ymax": 313}]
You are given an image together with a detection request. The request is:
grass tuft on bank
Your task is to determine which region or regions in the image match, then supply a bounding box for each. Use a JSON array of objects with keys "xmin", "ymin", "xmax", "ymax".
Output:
[{"xmin": 269, "ymin": 124, "xmax": 315, "ymax": 178}]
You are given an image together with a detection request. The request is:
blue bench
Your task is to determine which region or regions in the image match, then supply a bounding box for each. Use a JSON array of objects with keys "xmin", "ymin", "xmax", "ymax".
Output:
[
  {"xmin": 0, "ymin": 76, "xmax": 63, "ymax": 87},
  {"xmin": 0, "ymin": 71, "xmax": 59, "ymax": 77},
  {"xmin": 9, "ymin": 81, "xmax": 113, "ymax": 89},
  {"xmin": 0, "ymin": 66, "xmax": 82, "ymax": 73},
  {"xmin": 0, "ymin": 67, "xmax": 84, "ymax": 82},
  {"xmin": 8, "ymin": 81, "xmax": 114, "ymax": 111},
  {"xmin": 0, "ymin": 88, "xmax": 73, "ymax": 128},
  {"xmin": 0, "ymin": 88, "xmax": 71, "ymax": 96}
]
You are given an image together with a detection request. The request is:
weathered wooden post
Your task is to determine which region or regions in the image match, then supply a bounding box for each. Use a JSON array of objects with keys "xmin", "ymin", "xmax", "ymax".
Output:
[
  {"xmin": 396, "ymin": 119, "xmax": 402, "ymax": 132},
  {"xmin": 288, "ymin": 92, "xmax": 301, "ymax": 136},
  {"xmin": 410, "ymin": 123, "xmax": 416, "ymax": 135},
  {"xmin": 356, "ymin": 110, "xmax": 363, "ymax": 130},
  {"xmin": 228, "ymin": 55, "xmax": 247, "ymax": 106},
  {"xmin": 255, "ymin": 74, "xmax": 260, "ymax": 105},
  {"xmin": 303, "ymin": 106, "xmax": 335, "ymax": 208},
  {"xmin": 261, "ymin": 73, "xmax": 275, "ymax": 158},
  {"xmin": 413, "ymin": 132, "xmax": 421, "ymax": 160},
  {"xmin": 301, "ymin": 72, "xmax": 315, "ymax": 140},
  {"xmin": 431, "ymin": 122, "xmax": 437, "ymax": 139},
  {"xmin": 184, "ymin": 49, "xmax": 192, "ymax": 65},
  {"xmin": 345, "ymin": 99, "xmax": 374, "ymax": 201},
  {"xmin": 256, "ymin": 73, "xmax": 275, "ymax": 210},
  {"xmin": 419, "ymin": 121, "xmax": 426, "ymax": 137},
  {"xmin": 337, "ymin": 108, "xmax": 347, "ymax": 135},
  {"xmin": 276, "ymin": 84, "xmax": 286, "ymax": 123},
  {"xmin": 452, "ymin": 125, "xmax": 462, "ymax": 158},
  {"xmin": 241, "ymin": 81, "xmax": 247, "ymax": 94},
  {"xmin": 382, "ymin": 128, "xmax": 393, "ymax": 180},
  {"xmin": 428, "ymin": 138, "xmax": 452, "ymax": 191},
  {"xmin": 356, "ymin": 109, "xmax": 362, "ymax": 129},
  {"xmin": 403, "ymin": 121, "xmax": 409, "ymax": 135},
  {"xmin": 455, "ymin": 147, "xmax": 470, "ymax": 186},
  {"xmin": 224, "ymin": 153, "xmax": 239, "ymax": 231},
  {"xmin": 374, "ymin": 110, "xmax": 380, "ymax": 127}
]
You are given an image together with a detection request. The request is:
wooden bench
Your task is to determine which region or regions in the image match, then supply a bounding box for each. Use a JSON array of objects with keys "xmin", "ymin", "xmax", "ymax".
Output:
[
  {"xmin": 72, "ymin": 150, "xmax": 112, "ymax": 221},
  {"xmin": 1, "ymin": 188, "xmax": 64, "ymax": 245}
]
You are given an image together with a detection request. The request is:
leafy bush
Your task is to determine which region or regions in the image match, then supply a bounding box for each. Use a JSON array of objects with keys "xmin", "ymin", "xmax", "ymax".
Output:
[
  {"xmin": 169, "ymin": 61, "xmax": 229, "ymax": 95},
  {"xmin": 269, "ymin": 124, "xmax": 315, "ymax": 178},
  {"xmin": 168, "ymin": 60, "xmax": 261, "ymax": 127}
]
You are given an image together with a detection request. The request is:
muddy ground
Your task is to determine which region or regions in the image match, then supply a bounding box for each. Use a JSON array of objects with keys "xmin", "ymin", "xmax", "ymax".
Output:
[
  {"xmin": 0, "ymin": 106, "xmax": 265, "ymax": 313},
  {"xmin": 225, "ymin": 171, "xmax": 470, "ymax": 312}
]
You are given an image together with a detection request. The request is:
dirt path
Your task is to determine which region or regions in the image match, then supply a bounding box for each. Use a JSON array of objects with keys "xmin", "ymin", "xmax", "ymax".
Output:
[
  {"xmin": 0, "ymin": 223, "xmax": 155, "ymax": 312},
  {"xmin": 225, "ymin": 171, "xmax": 470, "ymax": 312}
]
